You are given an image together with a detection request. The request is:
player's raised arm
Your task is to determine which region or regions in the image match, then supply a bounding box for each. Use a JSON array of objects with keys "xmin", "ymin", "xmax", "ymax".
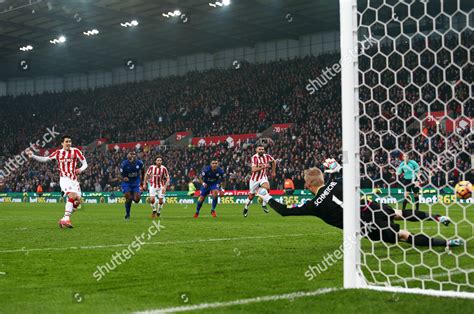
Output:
[{"xmin": 26, "ymin": 149, "xmax": 55, "ymax": 162}]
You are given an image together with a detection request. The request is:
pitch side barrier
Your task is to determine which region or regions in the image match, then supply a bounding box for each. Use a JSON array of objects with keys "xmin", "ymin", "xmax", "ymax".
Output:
[{"xmin": 0, "ymin": 189, "xmax": 471, "ymax": 205}]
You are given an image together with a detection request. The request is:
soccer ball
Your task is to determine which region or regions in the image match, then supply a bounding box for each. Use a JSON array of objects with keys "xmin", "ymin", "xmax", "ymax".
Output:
[{"xmin": 455, "ymin": 181, "xmax": 472, "ymax": 199}]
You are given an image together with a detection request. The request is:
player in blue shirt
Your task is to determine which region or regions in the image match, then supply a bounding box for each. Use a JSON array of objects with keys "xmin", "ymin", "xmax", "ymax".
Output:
[
  {"xmin": 120, "ymin": 151, "xmax": 145, "ymax": 220},
  {"xmin": 194, "ymin": 159, "xmax": 225, "ymax": 218},
  {"xmin": 397, "ymin": 153, "xmax": 421, "ymax": 211}
]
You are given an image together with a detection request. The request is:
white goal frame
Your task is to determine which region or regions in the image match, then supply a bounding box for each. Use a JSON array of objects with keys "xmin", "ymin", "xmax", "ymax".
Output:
[{"xmin": 340, "ymin": 0, "xmax": 474, "ymax": 299}]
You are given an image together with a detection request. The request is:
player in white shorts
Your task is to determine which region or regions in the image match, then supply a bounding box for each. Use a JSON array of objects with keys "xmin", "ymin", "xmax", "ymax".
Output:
[
  {"xmin": 27, "ymin": 135, "xmax": 88, "ymax": 228},
  {"xmin": 243, "ymin": 144, "xmax": 276, "ymax": 217},
  {"xmin": 143, "ymin": 156, "xmax": 169, "ymax": 218}
]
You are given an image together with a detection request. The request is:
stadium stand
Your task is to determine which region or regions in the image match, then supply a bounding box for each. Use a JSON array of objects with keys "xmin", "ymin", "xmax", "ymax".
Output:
[{"xmin": 1, "ymin": 39, "xmax": 471, "ymax": 192}]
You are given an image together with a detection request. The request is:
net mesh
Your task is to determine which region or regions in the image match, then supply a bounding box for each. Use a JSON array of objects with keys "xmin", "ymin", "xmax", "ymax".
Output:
[{"xmin": 357, "ymin": 0, "xmax": 473, "ymax": 292}]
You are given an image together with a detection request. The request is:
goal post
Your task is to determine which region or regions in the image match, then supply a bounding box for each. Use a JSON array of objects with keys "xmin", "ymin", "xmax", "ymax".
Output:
[
  {"xmin": 340, "ymin": 0, "xmax": 474, "ymax": 298},
  {"xmin": 340, "ymin": 0, "xmax": 365, "ymax": 289}
]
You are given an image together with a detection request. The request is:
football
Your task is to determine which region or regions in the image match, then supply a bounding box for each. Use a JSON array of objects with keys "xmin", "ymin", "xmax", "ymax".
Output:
[{"xmin": 455, "ymin": 181, "xmax": 472, "ymax": 199}]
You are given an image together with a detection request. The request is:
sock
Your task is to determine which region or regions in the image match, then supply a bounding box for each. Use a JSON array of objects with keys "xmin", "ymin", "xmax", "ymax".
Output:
[
  {"xmin": 402, "ymin": 199, "xmax": 408, "ymax": 210},
  {"xmin": 402, "ymin": 210, "xmax": 438, "ymax": 222},
  {"xmin": 64, "ymin": 199, "xmax": 74, "ymax": 220},
  {"xmin": 211, "ymin": 197, "xmax": 218, "ymax": 211},
  {"xmin": 196, "ymin": 201, "xmax": 203, "ymax": 214},
  {"xmin": 151, "ymin": 199, "xmax": 156, "ymax": 212},
  {"xmin": 262, "ymin": 200, "xmax": 268, "ymax": 207},
  {"xmin": 158, "ymin": 203, "xmax": 163, "ymax": 213},
  {"xmin": 244, "ymin": 198, "xmax": 252, "ymax": 209},
  {"xmin": 125, "ymin": 200, "xmax": 132, "ymax": 216},
  {"xmin": 407, "ymin": 234, "xmax": 446, "ymax": 247},
  {"xmin": 414, "ymin": 195, "xmax": 420, "ymax": 211}
]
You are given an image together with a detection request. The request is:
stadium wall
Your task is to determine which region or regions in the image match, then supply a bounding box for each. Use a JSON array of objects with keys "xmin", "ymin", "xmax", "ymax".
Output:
[{"xmin": 0, "ymin": 30, "xmax": 340, "ymax": 96}]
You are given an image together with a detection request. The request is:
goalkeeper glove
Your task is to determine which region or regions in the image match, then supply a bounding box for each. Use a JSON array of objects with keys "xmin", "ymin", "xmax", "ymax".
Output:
[
  {"xmin": 323, "ymin": 158, "xmax": 342, "ymax": 173},
  {"xmin": 256, "ymin": 188, "xmax": 272, "ymax": 203}
]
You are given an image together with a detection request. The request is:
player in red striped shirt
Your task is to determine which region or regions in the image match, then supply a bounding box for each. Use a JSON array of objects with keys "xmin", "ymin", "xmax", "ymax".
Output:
[
  {"xmin": 26, "ymin": 135, "xmax": 88, "ymax": 228},
  {"xmin": 243, "ymin": 145, "xmax": 277, "ymax": 217},
  {"xmin": 143, "ymin": 156, "xmax": 170, "ymax": 218}
]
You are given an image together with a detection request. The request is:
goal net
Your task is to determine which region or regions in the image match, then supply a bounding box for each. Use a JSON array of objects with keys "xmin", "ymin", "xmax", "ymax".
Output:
[{"xmin": 341, "ymin": 0, "xmax": 473, "ymax": 297}]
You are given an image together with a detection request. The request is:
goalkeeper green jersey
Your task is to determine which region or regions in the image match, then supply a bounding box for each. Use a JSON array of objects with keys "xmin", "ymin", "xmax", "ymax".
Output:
[{"xmin": 397, "ymin": 160, "xmax": 420, "ymax": 180}]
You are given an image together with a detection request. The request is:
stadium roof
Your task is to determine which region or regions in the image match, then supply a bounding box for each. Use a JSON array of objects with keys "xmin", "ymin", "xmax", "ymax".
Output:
[{"xmin": 0, "ymin": 0, "xmax": 339, "ymax": 80}]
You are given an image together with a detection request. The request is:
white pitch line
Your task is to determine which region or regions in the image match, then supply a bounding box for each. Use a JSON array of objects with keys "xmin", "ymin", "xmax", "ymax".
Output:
[
  {"xmin": 134, "ymin": 287, "xmax": 341, "ymax": 314},
  {"xmin": 0, "ymin": 232, "xmax": 323, "ymax": 254}
]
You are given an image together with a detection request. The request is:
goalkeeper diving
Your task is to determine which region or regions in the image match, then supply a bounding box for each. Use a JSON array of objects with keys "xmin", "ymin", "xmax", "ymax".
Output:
[{"xmin": 256, "ymin": 158, "xmax": 464, "ymax": 248}]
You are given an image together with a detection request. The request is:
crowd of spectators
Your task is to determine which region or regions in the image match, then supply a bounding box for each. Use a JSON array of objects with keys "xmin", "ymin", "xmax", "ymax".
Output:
[
  {"xmin": 0, "ymin": 55, "xmax": 327, "ymax": 156},
  {"xmin": 358, "ymin": 31, "xmax": 473, "ymax": 188},
  {"xmin": 0, "ymin": 31, "xmax": 472, "ymax": 193},
  {"xmin": 1, "ymin": 52, "xmax": 343, "ymax": 192}
]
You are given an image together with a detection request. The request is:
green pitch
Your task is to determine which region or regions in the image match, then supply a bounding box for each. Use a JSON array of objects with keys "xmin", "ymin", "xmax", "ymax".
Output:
[{"xmin": 0, "ymin": 202, "xmax": 473, "ymax": 313}]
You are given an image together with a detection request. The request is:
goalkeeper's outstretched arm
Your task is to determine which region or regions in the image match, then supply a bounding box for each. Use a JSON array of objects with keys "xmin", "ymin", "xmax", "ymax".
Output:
[
  {"xmin": 258, "ymin": 158, "xmax": 343, "ymax": 217},
  {"xmin": 269, "ymin": 198, "xmax": 314, "ymax": 216},
  {"xmin": 260, "ymin": 191, "xmax": 315, "ymax": 216}
]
